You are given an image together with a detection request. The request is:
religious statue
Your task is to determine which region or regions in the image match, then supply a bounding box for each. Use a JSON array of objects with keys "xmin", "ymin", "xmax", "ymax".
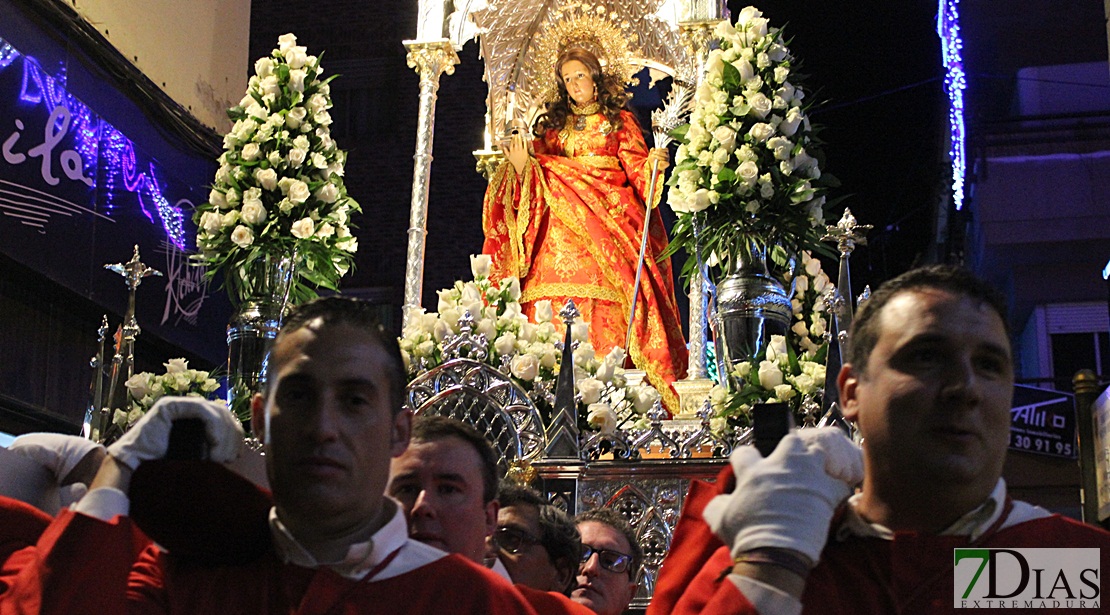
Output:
[{"xmin": 481, "ymin": 14, "xmax": 688, "ymax": 412}]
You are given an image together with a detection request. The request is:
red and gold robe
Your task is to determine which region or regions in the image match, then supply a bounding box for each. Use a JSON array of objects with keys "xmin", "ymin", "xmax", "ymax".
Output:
[{"xmin": 482, "ymin": 109, "xmax": 688, "ymax": 412}]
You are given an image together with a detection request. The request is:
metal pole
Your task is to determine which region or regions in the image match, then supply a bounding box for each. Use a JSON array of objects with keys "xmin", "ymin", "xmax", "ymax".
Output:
[
  {"xmin": 402, "ymin": 40, "xmax": 459, "ymax": 329},
  {"xmin": 625, "ymin": 160, "xmax": 661, "ymax": 353}
]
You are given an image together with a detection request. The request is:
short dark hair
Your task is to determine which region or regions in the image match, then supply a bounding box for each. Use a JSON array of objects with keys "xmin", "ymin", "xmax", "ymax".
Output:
[
  {"xmin": 497, "ymin": 480, "xmax": 547, "ymax": 509},
  {"xmin": 497, "ymin": 481, "xmax": 582, "ymax": 589},
  {"xmin": 273, "ymin": 296, "xmax": 405, "ymax": 414},
  {"xmin": 846, "ymin": 265, "xmax": 1010, "ymax": 375},
  {"xmin": 576, "ymin": 507, "xmax": 642, "ymax": 578},
  {"xmin": 411, "ymin": 415, "xmax": 499, "ymax": 503},
  {"xmin": 538, "ymin": 505, "xmax": 583, "ymax": 594}
]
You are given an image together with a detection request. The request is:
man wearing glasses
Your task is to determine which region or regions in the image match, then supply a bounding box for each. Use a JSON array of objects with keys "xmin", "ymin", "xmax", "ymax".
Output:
[
  {"xmin": 495, "ymin": 481, "xmax": 582, "ymax": 595},
  {"xmin": 572, "ymin": 508, "xmax": 640, "ymax": 615}
]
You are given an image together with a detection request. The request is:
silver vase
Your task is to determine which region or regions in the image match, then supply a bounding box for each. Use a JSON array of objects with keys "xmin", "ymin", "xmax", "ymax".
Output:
[
  {"xmin": 226, "ymin": 251, "xmax": 297, "ymax": 424},
  {"xmin": 713, "ymin": 240, "xmax": 794, "ymax": 389}
]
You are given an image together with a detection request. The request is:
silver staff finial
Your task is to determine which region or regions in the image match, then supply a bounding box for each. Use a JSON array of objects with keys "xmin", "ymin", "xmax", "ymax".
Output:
[
  {"xmin": 105, "ymin": 245, "xmax": 162, "ymax": 290},
  {"xmin": 822, "ymin": 208, "xmax": 873, "ymax": 256}
]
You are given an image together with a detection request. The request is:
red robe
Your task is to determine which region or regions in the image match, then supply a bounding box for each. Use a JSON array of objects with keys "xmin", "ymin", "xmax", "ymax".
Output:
[
  {"xmin": 483, "ymin": 110, "xmax": 688, "ymax": 412},
  {"xmin": 650, "ymin": 468, "xmax": 1110, "ymax": 615},
  {"xmin": 0, "ymin": 509, "xmax": 540, "ymax": 615}
]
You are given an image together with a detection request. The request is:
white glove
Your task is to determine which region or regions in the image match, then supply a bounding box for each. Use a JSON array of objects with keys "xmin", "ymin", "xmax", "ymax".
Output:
[
  {"xmin": 702, "ymin": 427, "xmax": 863, "ymax": 565},
  {"xmin": 9, "ymin": 433, "xmax": 104, "ymax": 484},
  {"xmin": 107, "ymin": 397, "xmax": 244, "ymax": 470}
]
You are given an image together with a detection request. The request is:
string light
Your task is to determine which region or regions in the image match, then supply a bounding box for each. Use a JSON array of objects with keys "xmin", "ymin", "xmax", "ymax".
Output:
[
  {"xmin": 937, "ymin": 0, "xmax": 966, "ymax": 211},
  {"xmin": 11, "ymin": 49, "xmax": 188, "ymax": 248}
]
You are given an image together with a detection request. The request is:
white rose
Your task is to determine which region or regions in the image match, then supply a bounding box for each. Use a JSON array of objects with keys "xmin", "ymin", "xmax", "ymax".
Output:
[
  {"xmin": 758, "ymin": 360, "xmax": 784, "ymax": 389},
  {"xmin": 571, "ymin": 322, "xmax": 590, "ymax": 343},
  {"xmin": 737, "ymin": 160, "xmax": 760, "ymax": 186},
  {"xmin": 690, "ymin": 188, "xmax": 713, "ymax": 212},
  {"xmin": 260, "ymin": 75, "xmax": 281, "ymax": 98},
  {"xmin": 810, "ymin": 317, "xmax": 827, "ymax": 338},
  {"xmin": 277, "ymin": 33, "xmax": 298, "ymax": 52},
  {"xmin": 208, "ymin": 189, "xmax": 227, "ymax": 210},
  {"xmin": 578, "ymin": 378, "xmax": 604, "ymax": 405},
  {"xmin": 306, "ymin": 93, "xmax": 328, "ymax": 115},
  {"xmin": 731, "ymin": 57, "xmax": 755, "ymax": 82},
  {"xmin": 768, "ymin": 335, "xmax": 788, "ymax": 364},
  {"xmin": 254, "ymin": 57, "xmax": 274, "ymax": 78},
  {"xmin": 792, "ymin": 320, "xmax": 810, "ymax": 339},
  {"xmin": 241, "ymin": 201, "xmax": 267, "ymax": 225},
  {"xmin": 813, "ymin": 271, "xmax": 830, "ymax": 294},
  {"xmin": 230, "ymin": 225, "xmax": 254, "ymax": 248},
  {"xmin": 288, "ymin": 69, "xmax": 307, "ymax": 93},
  {"xmin": 315, "ymin": 222, "xmax": 335, "ymax": 238},
  {"xmin": 773, "ymin": 384, "xmax": 796, "ymax": 401},
  {"xmin": 315, "ymin": 183, "xmax": 339, "ymax": 204},
  {"xmin": 795, "ymin": 274, "xmax": 809, "ymax": 294},
  {"xmin": 221, "ymin": 210, "xmax": 240, "ymax": 227},
  {"xmin": 314, "ymin": 110, "xmax": 332, "ymax": 126},
  {"xmin": 199, "ymin": 211, "xmax": 222, "ymax": 234},
  {"xmin": 605, "ymin": 346, "xmax": 627, "ymax": 366},
  {"xmin": 510, "ymin": 354, "xmax": 539, "ymax": 381},
  {"xmin": 748, "ymin": 122, "xmax": 774, "ymax": 143},
  {"xmin": 286, "ymin": 106, "xmax": 307, "ymax": 130},
  {"xmin": 793, "ymin": 373, "xmax": 816, "ymax": 395},
  {"xmin": 469, "ymin": 254, "xmax": 491, "ymax": 279},
  {"xmin": 737, "ymin": 6, "xmax": 762, "ymax": 25},
  {"xmin": 284, "ymin": 45, "xmax": 308, "ymax": 69},
  {"xmin": 288, "ymin": 180, "xmax": 311, "ymax": 204},
  {"xmin": 291, "ymin": 217, "xmax": 314, "ymax": 239},
  {"xmin": 254, "ymin": 168, "xmax": 278, "ymax": 191},
  {"xmin": 494, "ymin": 333, "xmax": 517, "ymax": 357},
  {"xmin": 773, "ymin": 66, "xmax": 790, "ymax": 84},
  {"xmin": 594, "ymin": 361, "xmax": 616, "ymax": 384},
  {"xmin": 214, "ymin": 164, "xmax": 231, "ymax": 185},
  {"xmin": 288, "ymin": 147, "xmax": 307, "ymax": 168},
  {"xmin": 805, "ymin": 254, "xmax": 822, "ymax": 277},
  {"xmin": 630, "ymin": 386, "xmax": 661, "ymax": 414},
  {"xmin": 311, "ymin": 153, "xmax": 328, "ymax": 169},
  {"xmin": 533, "ymin": 300, "xmax": 553, "ymax": 323},
  {"xmin": 586, "ymin": 403, "xmax": 618, "ymax": 435},
  {"xmin": 747, "ymin": 92, "xmax": 773, "ymax": 119},
  {"xmin": 712, "ymin": 125, "xmax": 737, "ymax": 152},
  {"xmin": 241, "ymin": 143, "xmax": 260, "ymax": 161},
  {"xmin": 125, "ymin": 373, "xmax": 153, "ymax": 399}
]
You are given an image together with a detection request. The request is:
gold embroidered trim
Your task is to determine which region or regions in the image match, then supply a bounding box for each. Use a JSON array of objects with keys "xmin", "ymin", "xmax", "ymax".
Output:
[
  {"xmin": 521, "ymin": 282, "xmax": 624, "ymax": 305},
  {"xmin": 572, "ymin": 155, "xmax": 621, "ymax": 169}
]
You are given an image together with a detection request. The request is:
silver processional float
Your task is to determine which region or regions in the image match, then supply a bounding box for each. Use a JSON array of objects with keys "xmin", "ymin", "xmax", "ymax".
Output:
[{"xmin": 398, "ymin": 0, "xmax": 870, "ymax": 607}]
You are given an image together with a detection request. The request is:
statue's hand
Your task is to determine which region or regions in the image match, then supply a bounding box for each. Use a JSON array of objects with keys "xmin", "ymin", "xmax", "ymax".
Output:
[
  {"xmin": 648, "ymin": 147, "xmax": 670, "ymax": 172},
  {"xmin": 506, "ymin": 130, "xmax": 530, "ymax": 175}
]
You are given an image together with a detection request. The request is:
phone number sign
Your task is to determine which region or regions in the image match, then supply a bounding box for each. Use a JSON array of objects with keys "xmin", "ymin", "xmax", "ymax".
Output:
[{"xmin": 1009, "ymin": 385, "xmax": 1077, "ymax": 459}]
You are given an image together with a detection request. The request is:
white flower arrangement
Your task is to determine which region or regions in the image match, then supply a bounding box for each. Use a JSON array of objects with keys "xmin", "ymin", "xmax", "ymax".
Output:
[
  {"xmin": 709, "ymin": 251, "xmax": 833, "ymax": 430},
  {"xmin": 665, "ymin": 7, "xmax": 833, "ymax": 279},
  {"xmin": 400, "ymin": 255, "xmax": 662, "ymax": 434},
  {"xmin": 118, "ymin": 359, "xmax": 221, "ymax": 430},
  {"xmin": 193, "ymin": 33, "xmax": 360, "ymax": 304}
]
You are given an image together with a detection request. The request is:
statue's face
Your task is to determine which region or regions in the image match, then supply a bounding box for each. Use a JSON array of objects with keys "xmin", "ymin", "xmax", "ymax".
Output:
[{"xmin": 560, "ymin": 59, "xmax": 596, "ymax": 106}]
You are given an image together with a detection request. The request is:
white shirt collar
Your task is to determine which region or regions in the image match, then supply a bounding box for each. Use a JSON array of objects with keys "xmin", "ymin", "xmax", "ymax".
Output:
[
  {"xmin": 269, "ymin": 497, "xmax": 410, "ymax": 580},
  {"xmin": 837, "ymin": 478, "xmax": 1007, "ymax": 542}
]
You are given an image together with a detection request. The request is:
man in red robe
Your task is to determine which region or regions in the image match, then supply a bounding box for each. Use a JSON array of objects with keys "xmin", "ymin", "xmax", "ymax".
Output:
[
  {"xmin": 1, "ymin": 297, "xmax": 538, "ymax": 615},
  {"xmin": 649, "ymin": 265, "xmax": 1110, "ymax": 614}
]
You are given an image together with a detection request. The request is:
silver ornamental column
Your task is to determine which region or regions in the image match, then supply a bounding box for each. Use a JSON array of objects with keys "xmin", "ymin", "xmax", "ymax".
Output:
[{"xmin": 402, "ymin": 0, "xmax": 459, "ymax": 328}]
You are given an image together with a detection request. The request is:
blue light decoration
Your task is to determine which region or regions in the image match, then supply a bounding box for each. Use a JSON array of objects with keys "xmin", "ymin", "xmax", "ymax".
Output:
[
  {"xmin": 937, "ymin": 0, "xmax": 966, "ymax": 211},
  {"xmin": 8, "ymin": 46, "xmax": 187, "ymax": 248}
]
